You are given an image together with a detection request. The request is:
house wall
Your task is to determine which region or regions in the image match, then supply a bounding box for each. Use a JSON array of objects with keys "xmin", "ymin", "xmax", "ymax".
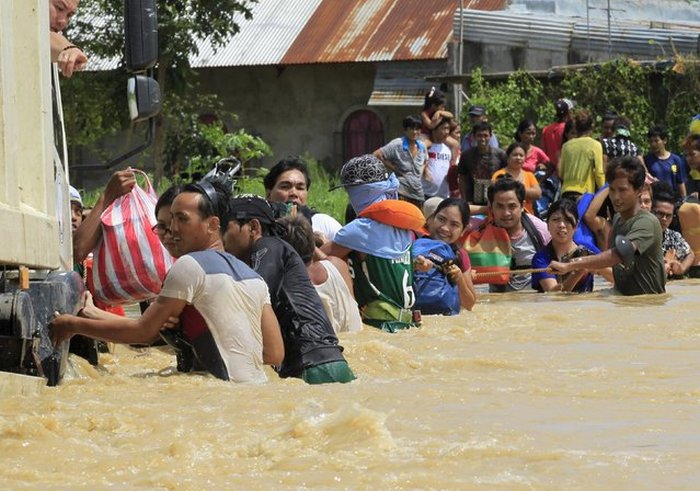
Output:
[
  {"xmin": 196, "ymin": 63, "xmax": 421, "ymax": 170},
  {"xmin": 463, "ymin": 43, "xmax": 569, "ymax": 73}
]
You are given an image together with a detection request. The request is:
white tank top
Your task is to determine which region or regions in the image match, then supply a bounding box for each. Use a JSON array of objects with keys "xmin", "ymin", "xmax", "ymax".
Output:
[{"xmin": 315, "ymin": 260, "xmax": 363, "ymax": 333}]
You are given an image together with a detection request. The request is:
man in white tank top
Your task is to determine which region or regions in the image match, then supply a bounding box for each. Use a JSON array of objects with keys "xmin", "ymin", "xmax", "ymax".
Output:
[{"xmin": 277, "ymin": 216, "xmax": 362, "ymax": 334}]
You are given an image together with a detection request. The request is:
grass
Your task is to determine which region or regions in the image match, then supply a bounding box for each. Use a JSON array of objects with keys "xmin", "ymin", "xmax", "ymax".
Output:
[
  {"xmin": 236, "ymin": 155, "xmax": 349, "ymax": 224},
  {"xmin": 79, "ymin": 157, "xmax": 349, "ymax": 224}
]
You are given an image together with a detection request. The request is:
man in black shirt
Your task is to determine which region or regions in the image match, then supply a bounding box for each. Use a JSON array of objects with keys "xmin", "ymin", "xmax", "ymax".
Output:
[
  {"xmin": 458, "ymin": 121, "xmax": 507, "ymax": 206},
  {"xmin": 224, "ymin": 195, "xmax": 355, "ymax": 384}
]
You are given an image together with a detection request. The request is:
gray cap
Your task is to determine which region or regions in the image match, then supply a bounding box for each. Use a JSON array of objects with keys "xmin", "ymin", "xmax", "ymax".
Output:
[{"xmin": 468, "ymin": 105, "xmax": 486, "ymax": 116}]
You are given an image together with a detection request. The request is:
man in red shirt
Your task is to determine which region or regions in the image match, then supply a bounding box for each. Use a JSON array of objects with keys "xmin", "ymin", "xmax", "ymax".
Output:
[{"xmin": 541, "ymin": 98, "xmax": 575, "ymax": 171}]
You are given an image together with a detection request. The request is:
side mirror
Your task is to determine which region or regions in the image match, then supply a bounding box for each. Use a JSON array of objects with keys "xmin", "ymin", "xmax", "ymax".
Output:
[
  {"xmin": 127, "ymin": 75, "xmax": 161, "ymax": 122},
  {"xmin": 124, "ymin": 0, "xmax": 158, "ymax": 72}
]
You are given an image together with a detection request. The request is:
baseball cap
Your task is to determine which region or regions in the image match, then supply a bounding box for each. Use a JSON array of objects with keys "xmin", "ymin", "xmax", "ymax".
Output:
[
  {"xmin": 468, "ymin": 105, "xmax": 486, "ymax": 116},
  {"xmin": 229, "ymin": 194, "xmax": 276, "ymax": 224},
  {"xmin": 69, "ymin": 185, "xmax": 83, "ymax": 208},
  {"xmin": 555, "ymin": 98, "xmax": 575, "ymax": 115},
  {"xmin": 422, "ymin": 196, "xmax": 444, "ymax": 219},
  {"xmin": 329, "ymin": 154, "xmax": 389, "ymax": 191}
]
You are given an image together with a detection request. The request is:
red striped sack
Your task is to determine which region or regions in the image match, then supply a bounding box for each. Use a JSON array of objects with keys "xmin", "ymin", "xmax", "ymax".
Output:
[{"xmin": 91, "ymin": 170, "xmax": 173, "ymax": 305}]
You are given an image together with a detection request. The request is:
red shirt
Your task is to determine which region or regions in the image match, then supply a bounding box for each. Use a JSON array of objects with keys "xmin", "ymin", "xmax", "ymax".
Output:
[{"xmin": 541, "ymin": 122, "xmax": 565, "ymax": 167}]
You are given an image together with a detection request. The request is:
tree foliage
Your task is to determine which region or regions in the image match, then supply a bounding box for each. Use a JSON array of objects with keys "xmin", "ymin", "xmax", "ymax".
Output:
[
  {"xmin": 466, "ymin": 69, "xmax": 554, "ymax": 142},
  {"xmin": 464, "ymin": 57, "xmax": 700, "ymax": 154},
  {"xmin": 62, "ymin": 0, "xmax": 259, "ymax": 183}
]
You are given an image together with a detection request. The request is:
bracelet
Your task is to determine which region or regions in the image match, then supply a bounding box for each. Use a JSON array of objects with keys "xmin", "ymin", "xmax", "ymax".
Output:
[{"xmin": 62, "ymin": 45, "xmax": 79, "ymax": 52}]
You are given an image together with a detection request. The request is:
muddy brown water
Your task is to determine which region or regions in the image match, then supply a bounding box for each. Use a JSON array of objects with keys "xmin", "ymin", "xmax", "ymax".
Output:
[{"xmin": 1, "ymin": 280, "xmax": 699, "ymax": 489}]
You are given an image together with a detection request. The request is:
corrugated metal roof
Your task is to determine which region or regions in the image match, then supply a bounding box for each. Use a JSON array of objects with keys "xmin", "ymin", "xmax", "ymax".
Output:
[
  {"xmin": 368, "ymin": 60, "xmax": 447, "ymax": 106},
  {"xmin": 455, "ymin": 9, "xmax": 700, "ymax": 57},
  {"xmin": 571, "ymin": 22, "xmax": 700, "ymax": 58},
  {"xmin": 83, "ymin": 0, "xmax": 509, "ymax": 71},
  {"xmin": 191, "ymin": 0, "xmax": 322, "ymax": 67},
  {"xmin": 281, "ymin": 0, "xmax": 460, "ymax": 65},
  {"xmin": 455, "ymin": 9, "xmax": 576, "ymax": 51}
]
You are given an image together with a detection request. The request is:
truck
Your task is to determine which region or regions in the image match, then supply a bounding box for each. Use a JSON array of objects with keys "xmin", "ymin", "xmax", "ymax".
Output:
[{"xmin": 0, "ymin": 0, "xmax": 160, "ymax": 386}]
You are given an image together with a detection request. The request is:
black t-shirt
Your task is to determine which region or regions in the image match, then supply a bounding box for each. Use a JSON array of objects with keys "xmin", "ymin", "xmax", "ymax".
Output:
[
  {"xmin": 250, "ymin": 236, "xmax": 345, "ymax": 377},
  {"xmin": 457, "ymin": 146, "xmax": 507, "ymax": 204}
]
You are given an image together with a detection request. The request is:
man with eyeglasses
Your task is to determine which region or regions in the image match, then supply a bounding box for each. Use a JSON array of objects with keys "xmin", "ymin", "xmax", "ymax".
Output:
[
  {"xmin": 652, "ymin": 188, "xmax": 695, "ymax": 278},
  {"xmin": 52, "ymin": 180, "xmax": 285, "ymax": 382}
]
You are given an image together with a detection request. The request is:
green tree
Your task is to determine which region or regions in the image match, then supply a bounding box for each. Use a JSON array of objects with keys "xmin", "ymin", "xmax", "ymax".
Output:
[
  {"xmin": 662, "ymin": 57, "xmax": 700, "ymax": 151},
  {"xmin": 557, "ymin": 60, "xmax": 654, "ymax": 146},
  {"xmin": 465, "ymin": 68, "xmax": 554, "ymax": 143},
  {"xmin": 63, "ymin": 0, "xmax": 257, "ymax": 184}
]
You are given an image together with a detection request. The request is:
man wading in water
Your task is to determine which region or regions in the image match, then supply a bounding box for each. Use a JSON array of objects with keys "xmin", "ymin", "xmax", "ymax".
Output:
[
  {"xmin": 51, "ymin": 181, "xmax": 284, "ymax": 382},
  {"xmin": 550, "ymin": 156, "xmax": 666, "ymax": 295}
]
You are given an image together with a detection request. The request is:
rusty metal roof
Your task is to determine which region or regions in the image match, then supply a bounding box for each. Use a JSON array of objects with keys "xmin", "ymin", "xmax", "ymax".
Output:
[
  {"xmin": 281, "ymin": 0, "xmax": 481, "ymax": 65},
  {"xmin": 84, "ymin": 0, "xmax": 506, "ymax": 71}
]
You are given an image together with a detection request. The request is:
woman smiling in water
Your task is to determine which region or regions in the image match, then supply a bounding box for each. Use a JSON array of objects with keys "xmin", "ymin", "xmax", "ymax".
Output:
[{"xmin": 532, "ymin": 199, "xmax": 609, "ymax": 292}]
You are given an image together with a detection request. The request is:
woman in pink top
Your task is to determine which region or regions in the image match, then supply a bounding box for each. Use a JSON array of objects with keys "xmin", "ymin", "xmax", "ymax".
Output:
[{"xmin": 514, "ymin": 119, "xmax": 550, "ymax": 174}]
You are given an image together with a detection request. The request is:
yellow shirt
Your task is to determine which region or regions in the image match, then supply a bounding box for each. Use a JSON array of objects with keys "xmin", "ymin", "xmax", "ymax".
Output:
[{"xmin": 559, "ymin": 136, "xmax": 605, "ymax": 195}]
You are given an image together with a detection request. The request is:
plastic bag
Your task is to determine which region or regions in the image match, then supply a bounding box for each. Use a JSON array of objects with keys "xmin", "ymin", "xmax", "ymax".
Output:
[{"xmin": 91, "ymin": 169, "xmax": 173, "ymax": 305}]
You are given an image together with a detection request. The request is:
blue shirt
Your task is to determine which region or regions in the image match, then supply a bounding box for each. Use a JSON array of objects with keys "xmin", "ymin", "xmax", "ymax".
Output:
[
  {"xmin": 531, "ymin": 244, "xmax": 594, "ymax": 293},
  {"xmin": 644, "ymin": 152, "xmax": 687, "ymax": 193}
]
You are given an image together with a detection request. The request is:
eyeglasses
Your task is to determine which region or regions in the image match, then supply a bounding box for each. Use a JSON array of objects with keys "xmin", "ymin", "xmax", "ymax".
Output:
[
  {"xmin": 152, "ymin": 223, "xmax": 172, "ymax": 236},
  {"xmin": 652, "ymin": 210, "xmax": 674, "ymax": 220}
]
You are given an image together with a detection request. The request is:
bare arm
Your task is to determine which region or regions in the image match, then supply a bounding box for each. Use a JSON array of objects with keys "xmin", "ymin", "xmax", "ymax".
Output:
[
  {"xmin": 51, "ymin": 295, "xmax": 187, "ymax": 346},
  {"xmin": 320, "ymin": 241, "xmax": 353, "ymax": 261},
  {"xmin": 583, "ymin": 187, "xmax": 611, "ymax": 250},
  {"xmin": 549, "ymin": 248, "xmax": 623, "ymax": 276},
  {"xmin": 261, "ymin": 304, "xmax": 284, "ymax": 365},
  {"xmin": 73, "ymin": 170, "xmax": 136, "ymax": 264},
  {"xmin": 525, "ymin": 182, "xmax": 542, "ymax": 201},
  {"xmin": 326, "ymin": 256, "xmax": 355, "ymax": 296},
  {"xmin": 447, "ymin": 265, "xmax": 476, "ymax": 311},
  {"xmin": 50, "ymin": 31, "xmax": 88, "ymax": 78},
  {"xmin": 373, "ymin": 149, "xmax": 396, "ymax": 173},
  {"xmin": 669, "ymin": 249, "xmax": 695, "ymax": 277},
  {"xmin": 538, "ymin": 270, "xmax": 588, "ymax": 293}
]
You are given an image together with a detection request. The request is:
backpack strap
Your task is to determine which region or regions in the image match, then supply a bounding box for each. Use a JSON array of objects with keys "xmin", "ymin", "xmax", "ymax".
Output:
[{"xmin": 521, "ymin": 213, "xmax": 546, "ymax": 252}]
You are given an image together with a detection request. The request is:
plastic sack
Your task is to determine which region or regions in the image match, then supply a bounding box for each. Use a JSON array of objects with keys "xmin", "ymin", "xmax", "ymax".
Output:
[{"xmin": 91, "ymin": 170, "xmax": 173, "ymax": 305}]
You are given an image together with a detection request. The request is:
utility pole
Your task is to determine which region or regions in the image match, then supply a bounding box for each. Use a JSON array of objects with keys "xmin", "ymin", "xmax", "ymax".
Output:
[
  {"xmin": 606, "ymin": 0, "xmax": 612, "ymax": 60},
  {"xmin": 587, "ymin": 0, "xmax": 625, "ymax": 61},
  {"xmin": 586, "ymin": 0, "xmax": 591, "ymax": 62}
]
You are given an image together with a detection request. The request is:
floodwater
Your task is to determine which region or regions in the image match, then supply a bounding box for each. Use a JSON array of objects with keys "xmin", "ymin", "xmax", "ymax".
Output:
[{"xmin": 2, "ymin": 280, "xmax": 700, "ymax": 489}]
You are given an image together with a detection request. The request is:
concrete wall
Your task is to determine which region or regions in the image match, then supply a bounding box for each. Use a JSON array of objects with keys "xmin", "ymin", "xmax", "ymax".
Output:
[
  {"xmin": 196, "ymin": 63, "xmax": 422, "ymax": 170},
  {"xmin": 462, "ymin": 43, "xmax": 569, "ymax": 73}
]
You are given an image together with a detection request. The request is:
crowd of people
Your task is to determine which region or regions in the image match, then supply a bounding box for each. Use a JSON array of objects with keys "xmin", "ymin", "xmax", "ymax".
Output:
[{"xmin": 50, "ymin": 45, "xmax": 700, "ymax": 383}]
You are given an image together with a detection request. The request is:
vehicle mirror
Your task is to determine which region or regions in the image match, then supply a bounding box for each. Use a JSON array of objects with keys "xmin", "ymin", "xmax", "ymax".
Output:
[
  {"xmin": 127, "ymin": 75, "xmax": 161, "ymax": 121},
  {"xmin": 124, "ymin": 0, "xmax": 158, "ymax": 72}
]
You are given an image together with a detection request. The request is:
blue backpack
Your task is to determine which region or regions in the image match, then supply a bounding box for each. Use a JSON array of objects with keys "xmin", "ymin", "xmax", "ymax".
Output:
[{"xmin": 412, "ymin": 238, "xmax": 461, "ymax": 316}]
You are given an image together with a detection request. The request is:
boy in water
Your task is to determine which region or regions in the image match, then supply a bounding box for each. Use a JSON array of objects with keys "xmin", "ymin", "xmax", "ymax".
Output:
[{"xmin": 323, "ymin": 154, "xmax": 425, "ymax": 332}]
